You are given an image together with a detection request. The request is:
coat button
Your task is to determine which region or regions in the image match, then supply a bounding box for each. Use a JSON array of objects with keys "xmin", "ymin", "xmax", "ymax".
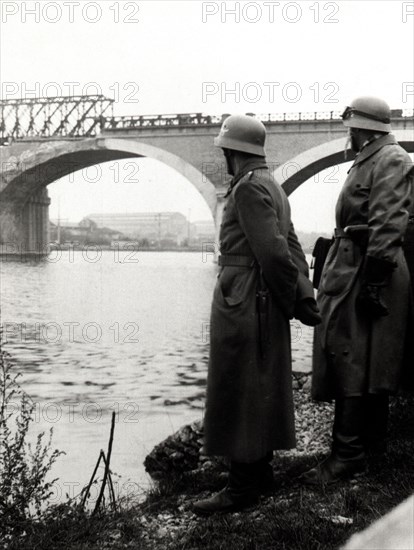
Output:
[
  {"xmin": 329, "ymin": 352, "xmax": 335, "ymax": 358},
  {"xmin": 342, "ymin": 350, "xmax": 349, "ymax": 356}
]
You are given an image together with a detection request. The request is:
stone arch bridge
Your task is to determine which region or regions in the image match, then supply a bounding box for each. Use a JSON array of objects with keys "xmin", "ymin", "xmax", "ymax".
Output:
[{"xmin": 0, "ymin": 95, "xmax": 413, "ymax": 255}]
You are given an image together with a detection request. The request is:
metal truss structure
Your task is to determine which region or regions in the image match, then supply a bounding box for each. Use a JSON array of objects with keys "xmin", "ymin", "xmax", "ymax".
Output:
[{"xmin": 0, "ymin": 95, "xmax": 114, "ymax": 145}]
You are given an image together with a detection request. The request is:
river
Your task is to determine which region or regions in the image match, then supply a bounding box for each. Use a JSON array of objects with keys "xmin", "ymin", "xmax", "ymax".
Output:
[{"xmin": 0, "ymin": 250, "xmax": 313, "ymax": 503}]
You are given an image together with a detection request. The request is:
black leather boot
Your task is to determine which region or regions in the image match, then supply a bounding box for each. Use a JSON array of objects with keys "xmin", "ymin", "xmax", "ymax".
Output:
[
  {"xmin": 192, "ymin": 458, "xmax": 264, "ymax": 516},
  {"xmin": 301, "ymin": 397, "xmax": 366, "ymax": 485},
  {"xmin": 257, "ymin": 452, "xmax": 275, "ymax": 495},
  {"xmin": 362, "ymin": 394, "xmax": 389, "ymax": 455}
]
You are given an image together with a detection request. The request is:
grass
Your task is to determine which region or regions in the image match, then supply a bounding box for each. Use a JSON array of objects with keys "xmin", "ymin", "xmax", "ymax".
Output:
[
  {"xmin": 169, "ymin": 450, "xmax": 414, "ymax": 550},
  {"xmin": 1, "ymin": 501, "xmax": 145, "ymax": 549},
  {"xmin": 141, "ymin": 394, "xmax": 414, "ymax": 550},
  {"xmin": 2, "ymin": 393, "xmax": 413, "ymax": 549}
]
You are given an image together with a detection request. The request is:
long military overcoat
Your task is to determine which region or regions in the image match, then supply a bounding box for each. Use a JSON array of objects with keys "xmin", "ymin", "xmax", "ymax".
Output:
[
  {"xmin": 204, "ymin": 158, "xmax": 313, "ymax": 463},
  {"xmin": 312, "ymin": 134, "xmax": 414, "ymax": 401}
]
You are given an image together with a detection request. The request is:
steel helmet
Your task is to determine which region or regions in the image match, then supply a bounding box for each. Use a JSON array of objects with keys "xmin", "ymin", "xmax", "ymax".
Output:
[
  {"xmin": 214, "ymin": 114, "xmax": 266, "ymax": 156},
  {"xmin": 341, "ymin": 96, "xmax": 392, "ymax": 133}
]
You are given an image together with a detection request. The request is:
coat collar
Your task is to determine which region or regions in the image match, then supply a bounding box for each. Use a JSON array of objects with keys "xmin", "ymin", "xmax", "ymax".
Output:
[
  {"xmin": 351, "ymin": 134, "xmax": 398, "ymax": 167},
  {"xmin": 226, "ymin": 158, "xmax": 268, "ymax": 196}
]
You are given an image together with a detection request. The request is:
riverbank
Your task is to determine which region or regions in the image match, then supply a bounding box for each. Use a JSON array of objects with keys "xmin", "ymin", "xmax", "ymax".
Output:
[{"xmin": 4, "ymin": 375, "xmax": 414, "ymax": 550}]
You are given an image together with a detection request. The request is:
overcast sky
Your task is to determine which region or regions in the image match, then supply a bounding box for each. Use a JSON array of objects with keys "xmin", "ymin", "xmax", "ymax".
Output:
[{"xmin": 1, "ymin": 0, "xmax": 413, "ymax": 231}]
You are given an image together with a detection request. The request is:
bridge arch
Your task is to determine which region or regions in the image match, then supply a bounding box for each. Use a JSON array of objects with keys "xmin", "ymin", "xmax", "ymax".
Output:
[
  {"xmin": 275, "ymin": 129, "xmax": 414, "ymax": 196},
  {"xmin": 0, "ymin": 137, "xmax": 217, "ymax": 252},
  {"xmin": 1, "ymin": 137, "xmax": 217, "ymax": 213}
]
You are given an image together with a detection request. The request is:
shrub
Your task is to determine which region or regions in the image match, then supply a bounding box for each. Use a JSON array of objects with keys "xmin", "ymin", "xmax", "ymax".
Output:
[{"xmin": 0, "ymin": 330, "xmax": 63, "ymax": 527}]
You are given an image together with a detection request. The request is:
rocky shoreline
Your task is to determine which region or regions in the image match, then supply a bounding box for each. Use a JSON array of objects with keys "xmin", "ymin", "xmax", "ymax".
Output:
[{"xmin": 144, "ymin": 372, "xmax": 332, "ymax": 483}]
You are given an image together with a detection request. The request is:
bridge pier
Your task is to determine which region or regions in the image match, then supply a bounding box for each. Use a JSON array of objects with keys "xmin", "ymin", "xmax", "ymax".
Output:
[{"xmin": 0, "ymin": 188, "xmax": 50, "ymax": 258}]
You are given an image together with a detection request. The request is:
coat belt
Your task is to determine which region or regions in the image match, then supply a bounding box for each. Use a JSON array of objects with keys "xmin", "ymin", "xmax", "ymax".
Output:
[
  {"xmin": 334, "ymin": 228, "xmax": 349, "ymax": 238},
  {"xmin": 218, "ymin": 254, "xmax": 256, "ymax": 267},
  {"xmin": 334, "ymin": 224, "xmax": 369, "ymax": 238},
  {"xmin": 334, "ymin": 224, "xmax": 369, "ymax": 250}
]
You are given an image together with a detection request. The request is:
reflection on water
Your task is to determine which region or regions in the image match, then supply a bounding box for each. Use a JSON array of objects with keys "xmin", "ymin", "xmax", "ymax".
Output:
[
  {"xmin": 0, "ymin": 251, "xmax": 312, "ymax": 498},
  {"xmin": 1, "ymin": 251, "xmax": 215, "ymax": 497}
]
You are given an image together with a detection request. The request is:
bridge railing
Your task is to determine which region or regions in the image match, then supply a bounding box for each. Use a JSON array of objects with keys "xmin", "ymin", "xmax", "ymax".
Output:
[
  {"xmin": 101, "ymin": 108, "xmax": 414, "ymax": 130},
  {"xmin": 102, "ymin": 113, "xmax": 225, "ymax": 129}
]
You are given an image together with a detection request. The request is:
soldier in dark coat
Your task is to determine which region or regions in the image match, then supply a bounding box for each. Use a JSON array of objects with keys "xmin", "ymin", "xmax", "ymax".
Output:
[
  {"xmin": 302, "ymin": 97, "xmax": 414, "ymax": 485},
  {"xmin": 193, "ymin": 115, "xmax": 320, "ymax": 515}
]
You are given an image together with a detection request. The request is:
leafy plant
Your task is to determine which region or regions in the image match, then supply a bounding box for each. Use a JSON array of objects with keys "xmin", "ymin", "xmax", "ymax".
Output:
[{"xmin": 0, "ymin": 329, "xmax": 63, "ymax": 526}]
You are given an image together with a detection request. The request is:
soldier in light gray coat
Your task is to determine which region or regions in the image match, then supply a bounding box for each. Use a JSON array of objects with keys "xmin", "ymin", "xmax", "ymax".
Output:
[{"xmin": 302, "ymin": 97, "xmax": 414, "ymax": 485}]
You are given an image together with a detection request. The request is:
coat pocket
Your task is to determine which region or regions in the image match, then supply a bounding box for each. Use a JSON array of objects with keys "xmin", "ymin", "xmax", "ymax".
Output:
[
  {"xmin": 319, "ymin": 239, "xmax": 363, "ymax": 297},
  {"xmin": 218, "ymin": 267, "xmax": 256, "ymax": 307}
]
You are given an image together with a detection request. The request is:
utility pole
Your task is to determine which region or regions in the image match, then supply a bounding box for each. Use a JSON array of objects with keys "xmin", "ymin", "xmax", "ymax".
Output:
[
  {"xmin": 187, "ymin": 208, "xmax": 191, "ymax": 244},
  {"xmin": 57, "ymin": 196, "xmax": 61, "ymax": 245}
]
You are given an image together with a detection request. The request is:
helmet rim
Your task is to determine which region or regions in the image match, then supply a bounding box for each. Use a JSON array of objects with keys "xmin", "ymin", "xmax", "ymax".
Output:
[
  {"xmin": 342, "ymin": 114, "xmax": 391, "ymax": 133},
  {"xmin": 214, "ymin": 135, "xmax": 266, "ymax": 156}
]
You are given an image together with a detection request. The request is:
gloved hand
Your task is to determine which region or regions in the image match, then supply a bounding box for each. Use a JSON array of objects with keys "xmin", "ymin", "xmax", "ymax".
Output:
[
  {"xmin": 357, "ymin": 256, "xmax": 396, "ymax": 318},
  {"xmin": 294, "ymin": 298, "xmax": 322, "ymax": 326},
  {"xmin": 357, "ymin": 284, "xmax": 389, "ymax": 317}
]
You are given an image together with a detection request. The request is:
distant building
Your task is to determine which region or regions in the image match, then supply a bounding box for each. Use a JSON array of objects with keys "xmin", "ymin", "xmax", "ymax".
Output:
[
  {"xmin": 49, "ymin": 218, "xmax": 124, "ymax": 245},
  {"xmin": 190, "ymin": 219, "xmax": 216, "ymax": 243},
  {"xmin": 85, "ymin": 212, "xmax": 188, "ymax": 244},
  {"xmin": 49, "ymin": 219, "xmax": 91, "ymax": 242}
]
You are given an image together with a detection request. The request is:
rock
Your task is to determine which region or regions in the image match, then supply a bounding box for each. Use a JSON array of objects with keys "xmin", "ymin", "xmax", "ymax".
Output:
[
  {"xmin": 144, "ymin": 421, "xmax": 206, "ymax": 480},
  {"xmin": 170, "ymin": 451, "xmax": 184, "ymax": 460},
  {"xmin": 330, "ymin": 515, "xmax": 353, "ymax": 525},
  {"xmin": 144, "ymin": 420, "xmax": 228, "ymax": 482},
  {"xmin": 302, "ymin": 377, "xmax": 312, "ymax": 391}
]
